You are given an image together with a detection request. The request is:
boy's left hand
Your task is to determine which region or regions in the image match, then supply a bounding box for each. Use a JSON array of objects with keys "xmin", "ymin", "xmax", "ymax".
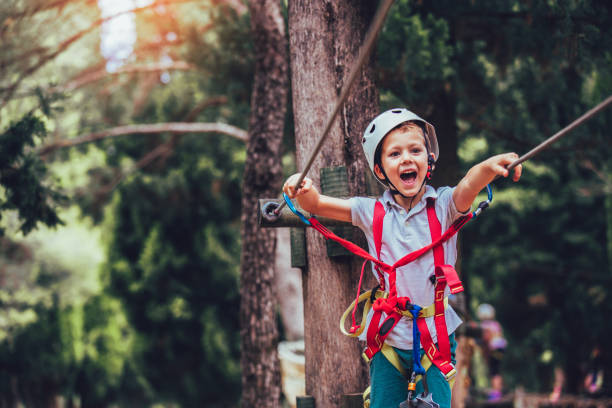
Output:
[{"xmin": 484, "ymin": 153, "xmax": 522, "ymax": 182}]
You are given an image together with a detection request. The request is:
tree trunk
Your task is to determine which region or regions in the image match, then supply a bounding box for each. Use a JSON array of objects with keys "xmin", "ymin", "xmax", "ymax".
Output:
[
  {"xmin": 288, "ymin": 1, "xmax": 379, "ymax": 405},
  {"xmin": 240, "ymin": 1, "xmax": 289, "ymax": 407}
]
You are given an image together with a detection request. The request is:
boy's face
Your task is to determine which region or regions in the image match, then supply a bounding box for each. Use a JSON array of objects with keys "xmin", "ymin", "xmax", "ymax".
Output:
[{"xmin": 374, "ymin": 125, "xmax": 429, "ymax": 201}]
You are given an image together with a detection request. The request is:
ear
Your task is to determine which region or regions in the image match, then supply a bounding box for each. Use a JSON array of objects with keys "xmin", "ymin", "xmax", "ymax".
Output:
[
  {"xmin": 374, "ymin": 163, "xmax": 385, "ymax": 180},
  {"xmin": 426, "ymin": 153, "xmax": 436, "ymax": 181}
]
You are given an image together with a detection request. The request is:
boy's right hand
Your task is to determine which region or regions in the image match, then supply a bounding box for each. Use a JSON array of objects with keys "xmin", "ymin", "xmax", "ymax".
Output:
[
  {"xmin": 282, "ymin": 173, "xmax": 313, "ymax": 198},
  {"xmin": 282, "ymin": 173, "xmax": 351, "ymax": 222}
]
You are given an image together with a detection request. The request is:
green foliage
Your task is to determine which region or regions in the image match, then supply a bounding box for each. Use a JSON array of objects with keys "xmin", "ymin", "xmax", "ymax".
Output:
[
  {"xmin": 101, "ymin": 131, "xmax": 244, "ymax": 404},
  {"xmin": 75, "ymin": 294, "xmax": 148, "ymax": 407},
  {"xmin": 0, "ymin": 270, "xmax": 137, "ymax": 406},
  {"xmin": 378, "ymin": 2, "xmax": 454, "ymax": 106},
  {"xmin": 185, "ymin": 6, "xmax": 254, "ymax": 120},
  {"xmin": 0, "ymin": 113, "xmax": 64, "ymax": 235}
]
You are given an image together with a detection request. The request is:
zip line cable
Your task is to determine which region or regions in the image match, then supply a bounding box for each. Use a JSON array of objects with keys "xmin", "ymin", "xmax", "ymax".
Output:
[
  {"xmin": 262, "ymin": 0, "xmax": 396, "ymax": 221},
  {"xmin": 505, "ymin": 94, "xmax": 612, "ymax": 173}
]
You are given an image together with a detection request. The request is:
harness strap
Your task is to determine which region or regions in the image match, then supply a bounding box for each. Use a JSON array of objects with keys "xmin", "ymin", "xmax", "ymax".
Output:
[
  {"xmin": 391, "ymin": 213, "xmax": 472, "ymax": 271},
  {"xmin": 340, "ymin": 289, "xmax": 450, "ymax": 337},
  {"xmin": 413, "ymin": 200, "xmax": 456, "ymax": 379},
  {"xmin": 373, "ymin": 201, "xmax": 386, "ymax": 290},
  {"xmin": 309, "ymin": 217, "xmax": 391, "ymax": 272},
  {"xmin": 362, "ymin": 200, "xmax": 463, "ymax": 380},
  {"xmin": 428, "ymin": 202, "xmax": 452, "ymax": 370}
]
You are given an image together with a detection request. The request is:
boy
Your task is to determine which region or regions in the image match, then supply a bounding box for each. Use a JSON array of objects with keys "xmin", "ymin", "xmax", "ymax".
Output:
[{"xmin": 283, "ymin": 108, "xmax": 522, "ymax": 408}]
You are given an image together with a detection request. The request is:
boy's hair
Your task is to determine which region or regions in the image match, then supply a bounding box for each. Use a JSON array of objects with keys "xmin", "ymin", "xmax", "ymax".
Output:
[{"xmin": 373, "ymin": 121, "xmax": 429, "ymax": 176}]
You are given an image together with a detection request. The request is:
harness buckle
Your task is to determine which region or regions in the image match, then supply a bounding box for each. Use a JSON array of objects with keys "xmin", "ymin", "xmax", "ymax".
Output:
[
  {"xmin": 444, "ymin": 367, "xmax": 457, "ymax": 381},
  {"xmin": 362, "ymin": 347, "xmax": 374, "ymax": 364},
  {"xmin": 436, "ymin": 265, "xmax": 464, "ymax": 294},
  {"xmin": 473, "ymin": 200, "xmax": 490, "ymax": 217},
  {"xmin": 369, "ymin": 284, "xmax": 380, "ymax": 304}
]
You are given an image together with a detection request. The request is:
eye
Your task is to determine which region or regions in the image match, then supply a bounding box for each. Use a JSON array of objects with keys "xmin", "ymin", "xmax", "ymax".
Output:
[
  {"xmin": 411, "ymin": 148, "xmax": 422, "ymax": 154},
  {"xmin": 389, "ymin": 151, "xmax": 400, "ymax": 157}
]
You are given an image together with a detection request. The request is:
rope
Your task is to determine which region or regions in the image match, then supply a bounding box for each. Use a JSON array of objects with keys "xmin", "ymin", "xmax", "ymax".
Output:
[
  {"xmin": 506, "ymin": 94, "xmax": 612, "ymax": 172},
  {"xmin": 272, "ymin": 0, "xmax": 396, "ymax": 216},
  {"xmin": 409, "ymin": 305, "xmax": 426, "ymax": 376}
]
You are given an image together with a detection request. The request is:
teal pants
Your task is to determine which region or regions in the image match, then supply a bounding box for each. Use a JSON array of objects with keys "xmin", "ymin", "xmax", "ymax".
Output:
[{"xmin": 369, "ymin": 333, "xmax": 457, "ymax": 408}]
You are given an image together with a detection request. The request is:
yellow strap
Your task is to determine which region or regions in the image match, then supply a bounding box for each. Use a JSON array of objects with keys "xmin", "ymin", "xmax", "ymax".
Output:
[
  {"xmin": 362, "ymin": 386, "xmax": 370, "ymax": 408},
  {"xmin": 381, "ymin": 343, "xmax": 407, "ymax": 378},
  {"xmin": 340, "ymin": 289, "xmax": 387, "ymax": 337},
  {"xmin": 398, "ymin": 297, "xmax": 449, "ymax": 319},
  {"xmin": 340, "ymin": 290, "xmax": 371, "ymax": 337},
  {"xmin": 380, "ymin": 346, "xmax": 456, "ymax": 389}
]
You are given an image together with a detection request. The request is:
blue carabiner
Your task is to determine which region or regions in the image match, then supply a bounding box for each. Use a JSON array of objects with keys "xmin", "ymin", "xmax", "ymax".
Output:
[
  {"xmin": 472, "ymin": 184, "xmax": 493, "ymax": 218},
  {"xmin": 283, "ymin": 193, "xmax": 311, "ymax": 226}
]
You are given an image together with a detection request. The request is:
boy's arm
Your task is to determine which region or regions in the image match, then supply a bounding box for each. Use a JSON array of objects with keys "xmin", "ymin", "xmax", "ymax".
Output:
[
  {"xmin": 283, "ymin": 173, "xmax": 352, "ymax": 223},
  {"xmin": 453, "ymin": 153, "xmax": 522, "ymax": 213}
]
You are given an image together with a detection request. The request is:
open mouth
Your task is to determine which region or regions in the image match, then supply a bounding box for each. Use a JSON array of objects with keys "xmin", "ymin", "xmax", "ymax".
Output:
[{"xmin": 399, "ymin": 171, "xmax": 417, "ymax": 183}]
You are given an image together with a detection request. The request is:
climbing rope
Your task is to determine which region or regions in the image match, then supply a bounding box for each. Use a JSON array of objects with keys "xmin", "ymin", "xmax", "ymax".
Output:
[
  {"xmin": 505, "ymin": 94, "xmax": 612, "ymax": 173},
  {"xmin": 262, "ymin": 0, "xmax": 396, "ymax": 221}
]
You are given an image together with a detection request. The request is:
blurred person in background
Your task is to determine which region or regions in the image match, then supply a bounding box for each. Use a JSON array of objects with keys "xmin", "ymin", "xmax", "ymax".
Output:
[
  {"xmin": 584, "ymin": 346, "xmax": 604, "ymax": 396},
  {"xmin": 476, "ymin": 303, "xmax": 507, "ymax": 401}
]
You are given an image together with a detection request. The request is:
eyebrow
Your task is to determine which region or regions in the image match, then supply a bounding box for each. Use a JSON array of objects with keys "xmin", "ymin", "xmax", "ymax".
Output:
[{"xmin": 385, "ymin": 141, "xmax": 425, "ymax": 150}]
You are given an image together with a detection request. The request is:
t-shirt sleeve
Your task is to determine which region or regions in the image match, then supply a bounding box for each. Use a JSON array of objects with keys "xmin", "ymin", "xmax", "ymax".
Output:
[
  {"xmin": 436, "ymin": 186, "xmax": 470, "ymax": 228},
  {"xmin": 349, "ymin": 196, "xmax": 376, "ymax": 234}
]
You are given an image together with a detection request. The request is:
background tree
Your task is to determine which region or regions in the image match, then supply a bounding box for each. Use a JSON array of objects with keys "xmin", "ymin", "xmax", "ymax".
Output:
[{"xmin": 239, "ymin": 0, "xmax": 288, "ymax": 407}]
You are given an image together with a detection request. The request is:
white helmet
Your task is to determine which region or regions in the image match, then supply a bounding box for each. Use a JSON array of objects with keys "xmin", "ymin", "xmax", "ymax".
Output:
[
  {"xmin": 477, "ymin": 303, "xmax": 495, "ymax": 320},
  {"xmin": 362, "ymin": 108, "xmax": 439, "ymax": 178}
]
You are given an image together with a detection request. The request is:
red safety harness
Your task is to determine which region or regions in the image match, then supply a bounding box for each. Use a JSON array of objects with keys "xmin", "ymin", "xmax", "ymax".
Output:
[
  {"xmin": 308, "ymin": 197, "xmax": 471, "ymax": 379},
  {"xmin": 364, "ymin": 199, "xmax": 464, "ymax": 379}
]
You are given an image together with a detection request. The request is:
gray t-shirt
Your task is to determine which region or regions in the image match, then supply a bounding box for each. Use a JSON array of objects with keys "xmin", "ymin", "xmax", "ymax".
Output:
[{"xmin": 349, "ymin": 185, "xmax": 464, "ymax": 349}]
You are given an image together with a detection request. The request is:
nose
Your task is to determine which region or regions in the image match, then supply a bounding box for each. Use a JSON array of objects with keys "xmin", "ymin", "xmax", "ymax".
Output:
[{"xmin": 400, "ymin": 150, "xmax": 412, "ymax": 163}]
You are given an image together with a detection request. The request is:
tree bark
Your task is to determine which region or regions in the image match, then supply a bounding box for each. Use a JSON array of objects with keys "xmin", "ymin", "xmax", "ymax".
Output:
[
  {"xmin": 240, "ymin": 0, "xmax": 288, "ymax": 407},
  {"xmin": 288, "ymin": 1, "xmax": 379, "ymax": 405}
]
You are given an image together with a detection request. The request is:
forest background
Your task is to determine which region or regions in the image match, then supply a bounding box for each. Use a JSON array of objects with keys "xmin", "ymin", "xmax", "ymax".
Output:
[{"xmin": 1, "ymin": 0, "xmax": 611, "ymax": 407}]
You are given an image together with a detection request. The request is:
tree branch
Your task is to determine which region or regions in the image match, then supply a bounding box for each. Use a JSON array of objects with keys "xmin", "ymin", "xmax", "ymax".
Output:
[
  {"xmin": 38, "ymin": 122, "xmax": 247, "ymax": 156},
  {"xmin": 1, "ymin": 0, "xmax": 198, "ymax": 107},
  {"xmin": 93, "ymin": 96, "xmax": 229, "ymax": 195},
  {"xmin": 6, "ymin": 0, "xmax": 95, "ymax": 21},
  {"xmin": 58, "ymin": 61, "xmax": 196, "ymax": 92}
]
